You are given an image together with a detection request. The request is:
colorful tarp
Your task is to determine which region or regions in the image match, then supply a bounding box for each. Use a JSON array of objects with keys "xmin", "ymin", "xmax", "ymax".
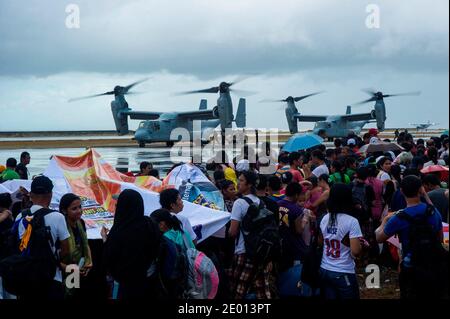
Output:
[
  {"xmin": 49, "ymin": 149, "xmax": 163, "ymax": 213},
  {"xmin": 163, "ymin": 163, "xmax": 225, "ymax": 211},
  {"xmin": 1, "ymin": 149, "xmax": 230, "ymax": 242}
]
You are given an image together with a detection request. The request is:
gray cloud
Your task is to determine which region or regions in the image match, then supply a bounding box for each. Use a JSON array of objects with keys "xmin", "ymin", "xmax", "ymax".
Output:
[
  {"xmin": 0, "ymin": 0, "xmax": 448, "ymax": 77},
  {"xmin": 0, "ymin": 0, "xmax": 448, "ymax": 131}
]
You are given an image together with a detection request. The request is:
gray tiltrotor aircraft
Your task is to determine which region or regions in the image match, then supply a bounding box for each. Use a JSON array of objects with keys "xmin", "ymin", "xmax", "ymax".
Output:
[
  {"xmin": 409, "ymin": 120, "xmax": 438, "ymax": 131},
  {"xmin": 69, "ymin": 79, "xmax": 247, "ymax": 147},
  {"xmin": 266, "ymin": 89, "xmax": 420, "ymax": 138}
]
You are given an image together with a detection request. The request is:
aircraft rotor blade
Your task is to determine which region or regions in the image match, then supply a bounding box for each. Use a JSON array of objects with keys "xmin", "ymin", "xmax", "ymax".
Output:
[
  {"xmin": 229, "ymin": 75, "xmax": 251, "ymax": 87},
  {"xmin": 123, "ymin": 78, "xmax": 150, "ymax": 92},
  {"xmin": 362, "ymin": 88, "xmax": 377, "ymax": 95},
  {"xmin": 175, "ymin": 87, "xmax": 220, "ymax": 95},
  {"xmin": 259, "ymin": 98, "xmax": 287, "ymax": 103},
  {"xmin": 68, "ymin": 91, "xmax": 115, "ymax": 102},
  {"xmin": 230, "ymin": 88, "xmax": 257, "ymax": 97},
  {"xmin": 293, "ymin": 91, "xmax": 323, "ymax": 102},
  {"xmin": 353, "ymin": 97, "xmax": 377, "ymax": 106},
  {"xmin": 383, "ymin": 91, "xmax": 421, "ymax": 98}
]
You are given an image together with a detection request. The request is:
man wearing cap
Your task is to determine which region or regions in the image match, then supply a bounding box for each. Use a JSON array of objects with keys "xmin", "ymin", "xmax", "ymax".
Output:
[
  {"xmin": 369, "ymin": 136, "xmax": 380, "ymax": 144},
  {"xmin": 368, "ymin": 128, "xmax": 379, "ymax": 137},
  {"xmin": 346, "ymin": 138, "xmax": 360, "ymax": 154},
  {"xmin": 236, "ymin": 159, "xmax": 250, "ymax": 173},
  {"xmin": 14, "ymin": 176, "xmax": 70, "ymax": 299}
]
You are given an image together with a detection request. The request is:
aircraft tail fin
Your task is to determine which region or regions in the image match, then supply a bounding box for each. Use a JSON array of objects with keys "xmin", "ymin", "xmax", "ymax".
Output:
[
  {"xmin": 199, "ymin": 99, "xmax": 207, "ymax": 110},
  {"xmin": 235, "ymin": 98, "xmax": 246, "ymax": 128},
  {"xmin": 346, "ymin": 105, "xmax": 351, "ymax": 114}
]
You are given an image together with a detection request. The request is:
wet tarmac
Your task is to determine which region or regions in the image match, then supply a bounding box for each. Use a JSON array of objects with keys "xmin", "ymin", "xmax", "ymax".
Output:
[
  {"xmin": 0, "ymin": 147, "xmax": 182, "ymax": 178},
  {"xmin": 0, "ymin": 144, "xmax": 262, "ymax": 178}
]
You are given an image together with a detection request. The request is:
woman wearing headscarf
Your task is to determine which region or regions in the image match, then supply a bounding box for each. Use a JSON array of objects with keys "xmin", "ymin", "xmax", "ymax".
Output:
[{"xmin": 103, "ymin": 189, "xmax": 160, "ymax": 300}]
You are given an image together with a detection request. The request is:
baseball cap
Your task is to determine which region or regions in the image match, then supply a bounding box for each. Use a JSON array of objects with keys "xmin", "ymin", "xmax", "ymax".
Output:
[
  {"xmin": 370, "ymin": 137, "xmax": 379, "ymax": 144},
  {"xmin": 236, "ymin": 159, "xmax": 250, "ymax": 172},
  {"xmin": 31, "ymin": 175, "xmax": 54, "ymax": 194},
  {"xmin": 368, "ymin": 128, "xmax": 379, "ymax": 136},
  {"xmin": 347, "ymin": 138, "xmax": 356, "ymax": 146}
]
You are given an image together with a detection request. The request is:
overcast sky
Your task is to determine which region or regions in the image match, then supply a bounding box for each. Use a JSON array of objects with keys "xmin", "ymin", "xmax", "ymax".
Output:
[{"xmin": 0, "ymin": 0, "xmax": 448, "ymax": 131}]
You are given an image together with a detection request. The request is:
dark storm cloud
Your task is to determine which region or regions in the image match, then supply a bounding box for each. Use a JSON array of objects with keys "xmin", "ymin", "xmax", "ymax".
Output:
[{"xmin": 0, "ymin": 0, "xmax": 448, "ymax": 78}]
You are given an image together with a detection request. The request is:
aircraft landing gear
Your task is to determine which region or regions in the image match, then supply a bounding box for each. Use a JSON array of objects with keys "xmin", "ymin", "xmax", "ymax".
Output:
[
  {"xmin": 166, "ymin": 141, "xmax": 174, "ymax": 147},
  {"xmin": 138, "ymin": 142, "xmax": 145, "ymax": 148}
]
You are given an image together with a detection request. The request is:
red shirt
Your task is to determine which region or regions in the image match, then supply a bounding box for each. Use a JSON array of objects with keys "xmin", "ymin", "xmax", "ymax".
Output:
[{"xmin": 289, "ymin": 168, "xmax": 304, "ymax": 183}]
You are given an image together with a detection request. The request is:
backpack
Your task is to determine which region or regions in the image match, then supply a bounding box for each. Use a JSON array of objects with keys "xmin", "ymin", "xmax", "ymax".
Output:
[
  {"xmin": 352, "ymin": 182, "xmax": 372, "ymax": 222},
  {"xmin": 156, "ymin": 236, "xmax": 188, "ymax": 299},
  {"xmin": 397, "ymin": 205, "xmax": 449, "ymax": 297},
  {"xmin": 184, "ymin": 248, "xmax": 219, "ymax": 299},
  {"xmin": 0, "ymin": 208, "xmax": 58, "ymax": 296},
  {"xmin": 300, "ymin": 227, "xmax": 323, "ymax": 289},
  {"xmin": 156, "ymin": 235, "xmax": 219, "ymax": 299},
  {"xmin": 240, "ymin": 197, "xmax": 281, "ymax": 264},
  {"xmin": 0, "ymin": 217, "xmax": 14, "ymax": 259}
]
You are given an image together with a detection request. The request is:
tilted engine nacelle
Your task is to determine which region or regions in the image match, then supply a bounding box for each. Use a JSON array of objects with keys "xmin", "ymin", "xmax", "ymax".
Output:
[
  {"xmin": 111, "ymin": 101, "xmax": 129, "ymax": 135},
  {"xmin": 374, "ymin": 102, "xmax": 386, "ymax": 131}
]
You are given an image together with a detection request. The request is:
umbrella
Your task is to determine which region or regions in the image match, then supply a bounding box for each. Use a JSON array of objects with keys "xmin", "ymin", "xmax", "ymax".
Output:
[
  {"xmin": 282, "ymin": 133, "xmax": 323, "ymax": 152},
  {"xmin": 421, "ymin": 165, "xmax": 449, "ymax": 181},
  {"xmin": 359, "ymin": 142, "xmax": 404, "ymax": 154}
]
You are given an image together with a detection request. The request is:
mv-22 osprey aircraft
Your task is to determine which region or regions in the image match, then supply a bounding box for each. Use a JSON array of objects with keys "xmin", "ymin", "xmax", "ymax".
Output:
[
  {"xmin": 263, "ymin": 89, "xmax": 420, "ymax": 138},
  {"xmin": 409, "ymin": 120, "xmax": 439, "ymax": 131},
  {"xmin": 69, "ymin": 78, "xmax": 248, "ymax": 147}
]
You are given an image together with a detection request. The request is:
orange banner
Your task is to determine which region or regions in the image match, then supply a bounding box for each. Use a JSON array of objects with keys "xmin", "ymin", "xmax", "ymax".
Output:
[{"xmin": 53, "ymin": 149, "xmax": 162, "ymax": 213}]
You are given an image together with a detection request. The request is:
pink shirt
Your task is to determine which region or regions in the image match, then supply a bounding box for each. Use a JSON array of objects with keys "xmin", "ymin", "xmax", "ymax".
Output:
[
  {"xmin": 304, "ymin": 188, "xmax": 323, "ymax": 216},
  {"xmin": 290, "ymin": 168, "xmax": 304, "ymax": 183},
  {"xmin": 366, "ymin": 177, "xmax": 384, "ymax": 221}
]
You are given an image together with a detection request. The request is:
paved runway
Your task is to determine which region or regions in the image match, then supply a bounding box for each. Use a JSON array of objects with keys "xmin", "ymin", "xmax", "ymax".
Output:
[
  {"xmin": 0, "ymin": 145, "xmax": 257, "ymax": 178},
  {"xmin": 0, "ymin": 147, "xmax": 179, "ymax": 178}
]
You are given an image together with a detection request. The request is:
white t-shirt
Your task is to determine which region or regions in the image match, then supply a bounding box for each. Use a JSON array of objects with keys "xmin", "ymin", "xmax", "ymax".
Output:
[
  {"xmin": 172, "ymin": 213, "xmax": 197, "ymax": 241},
  {"xmin": 320, "ymin": 213, "xmax": 362, "ymax": 274},
  {"xmin": 312, "ymin": 164, "xmax": 329, "ymax": 178},
  {"xmin": 377, "ymin": 171, "xmax": 391, "ymax": 182},
  {"xmin": 424, "ymin": 159, "xmax": 446, "ymax": 167},
  {"xmin": 15, "ymin": 205, "xmax": 70, "ymax": 282},
  {"xmin": 230, "ymin": 194, "xmax": 260, "ymax": 254}
]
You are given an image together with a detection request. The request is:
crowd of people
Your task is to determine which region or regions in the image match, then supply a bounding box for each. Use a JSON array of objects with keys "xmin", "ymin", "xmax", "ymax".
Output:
[{"xmin": 0, "ymin": 129, "xmax": 449, "ymax": 300}]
